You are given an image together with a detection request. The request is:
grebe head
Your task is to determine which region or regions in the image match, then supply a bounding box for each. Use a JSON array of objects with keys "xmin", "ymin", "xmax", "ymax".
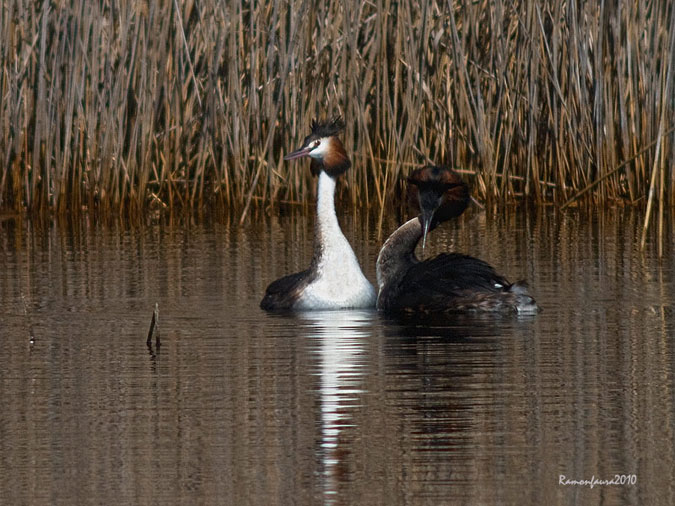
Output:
[
  {"xmin": 283, "ymin": 117, "xmax": 351, "ymax": 177},
  {"xmin": 407, "ymin": 165, "xmax": 470, "ymax": 249}
]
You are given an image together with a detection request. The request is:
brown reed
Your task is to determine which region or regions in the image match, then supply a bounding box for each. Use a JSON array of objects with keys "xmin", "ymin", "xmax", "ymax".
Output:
[{"xmin": 0, "ymin": 0, "xmax": 673, "ymax": 218}]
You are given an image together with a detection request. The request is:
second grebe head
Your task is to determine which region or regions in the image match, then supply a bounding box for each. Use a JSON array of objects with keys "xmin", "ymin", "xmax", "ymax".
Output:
[
  {"xmin": 407, "ymin": 165, "xmax": 470, "ymax": 249},
  {"xmin": 283, "ymin": 117, "xmax": 351, "ymax": 177}
]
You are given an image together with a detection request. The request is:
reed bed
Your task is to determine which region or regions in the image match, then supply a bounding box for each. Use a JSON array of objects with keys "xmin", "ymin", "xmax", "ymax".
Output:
[{"xmin": 0, "ymin": 0, "xmax": 674, "ymax": 217}]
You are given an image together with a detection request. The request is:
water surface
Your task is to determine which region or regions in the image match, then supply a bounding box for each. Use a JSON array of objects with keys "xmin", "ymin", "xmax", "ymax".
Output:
[{"xmin": 1, "ymin": 208, "xmax": 673, "ymax": 505}]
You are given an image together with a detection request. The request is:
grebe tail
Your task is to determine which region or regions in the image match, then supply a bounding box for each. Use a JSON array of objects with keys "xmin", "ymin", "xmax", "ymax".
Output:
[
  {"xmin": 376, "ymin": 165, "xmax": 540, "ymax": 314},
  {"xmin": 261, "ymin": 117, "xmax": 376, "ymax": 311}
]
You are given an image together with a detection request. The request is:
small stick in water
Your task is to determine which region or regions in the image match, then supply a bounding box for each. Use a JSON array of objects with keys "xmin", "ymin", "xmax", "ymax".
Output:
[
  {"xmin": 21, "ymin": 294, "xmax": 36, "ymax": 344},
  {"xmin": 146, "ymin": 303, "xmax": 160, "ymax": 346}
]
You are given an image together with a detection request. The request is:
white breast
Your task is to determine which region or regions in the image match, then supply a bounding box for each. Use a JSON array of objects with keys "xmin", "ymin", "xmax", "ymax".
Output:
[{"xmin": 295, "ymin": 241, "xmax": 376, "ymax": 310}]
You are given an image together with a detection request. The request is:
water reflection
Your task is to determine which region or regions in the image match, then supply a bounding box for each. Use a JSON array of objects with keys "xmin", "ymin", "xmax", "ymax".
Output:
[
  {"xmin": 0, "ymin": 208, "xmax": 674, "ymax": 505},
  {"xmin": 374, "ymin": 314, "xmax": 537, "ymax": 504},
  {"xmin": 299, "ymin": 310, "xmax": 373, "ymax": 503}
]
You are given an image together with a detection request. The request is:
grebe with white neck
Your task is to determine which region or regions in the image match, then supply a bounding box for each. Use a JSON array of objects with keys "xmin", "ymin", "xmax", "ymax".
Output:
[
  {"xmin": 376, "ymin": 165, "xmax": 540, "ymax": 314},
  {"xmin": 260, "ymin": 118, "xmax": 376, "ymax": 311}
]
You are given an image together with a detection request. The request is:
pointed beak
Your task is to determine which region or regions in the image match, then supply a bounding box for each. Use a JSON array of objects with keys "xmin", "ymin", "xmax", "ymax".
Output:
[
  {"xmin": 284, "ymin": 146, "xmax": 312, "ymax": 161},
  {"xmin": 420, "ymin": 208, "xmax": 434, "ymax": 252}
]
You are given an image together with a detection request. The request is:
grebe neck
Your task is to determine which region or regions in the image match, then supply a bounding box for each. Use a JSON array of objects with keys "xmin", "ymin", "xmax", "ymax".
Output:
[
  {"xmin": 311, "ymin": 171, "xmax": 349, "ymax": 266},
  {"xmin": 376, "ymin": 217, "xmax": 422, "ymax": 291},
  {"xmin": 316, "ymin": 170, "xmax": 339, "ymax": 232}
]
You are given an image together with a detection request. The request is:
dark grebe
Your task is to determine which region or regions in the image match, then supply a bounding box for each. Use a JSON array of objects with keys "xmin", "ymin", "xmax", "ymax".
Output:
[
  {"xmin": 260, "ymin": 118, "xmax": 376, "ymax": 311},
  {"xmin": 376, "ymin": 165, "xmax": 540, "ymax": 314}
]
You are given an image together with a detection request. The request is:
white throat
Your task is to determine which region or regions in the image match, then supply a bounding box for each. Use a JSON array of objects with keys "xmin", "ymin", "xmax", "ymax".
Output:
[{"xmin": 316, "ymin": 171, "xmax": 340, "ymax": 246}]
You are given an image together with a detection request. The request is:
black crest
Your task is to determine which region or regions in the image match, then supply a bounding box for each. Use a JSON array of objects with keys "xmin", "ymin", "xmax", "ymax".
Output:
[
  {"xmin": 309, "ymin": 116, "xmax": 346, "ymax": 139},
  {"xmin": 407, "ymin": 165, "xmax": 467, "ymax": 195}
]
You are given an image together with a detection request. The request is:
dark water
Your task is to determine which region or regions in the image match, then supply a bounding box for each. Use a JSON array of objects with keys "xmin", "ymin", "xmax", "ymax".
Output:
[{"xmin": 1, "ymin": 207, "xmax": 674, "ymax": 505}]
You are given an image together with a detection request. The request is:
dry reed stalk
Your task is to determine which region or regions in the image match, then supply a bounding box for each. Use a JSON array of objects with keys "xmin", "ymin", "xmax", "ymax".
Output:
[{"xmin": 641, "ymin": 2, "xmax": 675, "ymax": 252}]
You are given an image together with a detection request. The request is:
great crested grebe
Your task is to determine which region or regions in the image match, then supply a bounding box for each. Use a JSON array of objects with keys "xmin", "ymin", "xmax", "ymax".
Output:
[
  {"xmin": 376, "ymin": 165, "xmax": 540, "ymax": 314},
  {"xmin": 260, "ymin": 117, "xmax": 376, "ymax": 311}
]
